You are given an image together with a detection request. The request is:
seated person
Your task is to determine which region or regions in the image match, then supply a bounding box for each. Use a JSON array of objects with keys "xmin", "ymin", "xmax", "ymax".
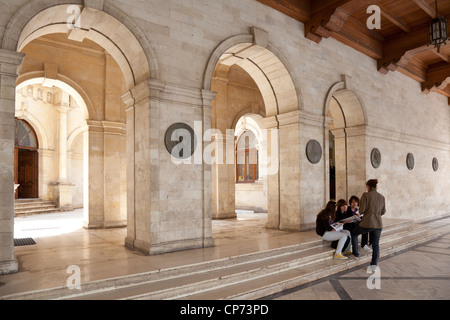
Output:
[{"xmin": 316, "ymin": 201, "xmax": 352, "ymax": 259}]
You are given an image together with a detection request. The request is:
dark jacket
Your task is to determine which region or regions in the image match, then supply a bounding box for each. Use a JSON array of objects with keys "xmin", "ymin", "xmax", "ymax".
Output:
[
  {"xmin": 336, "ymin": 207, "xmax": 354, "ymax": 222},
  {"xmin": 359, "ymin": 189, "xmax": 386, "ymax": 229},
  {"xmin": 316, "ymin": 212, "xmax": 333, "ymax": 236}
]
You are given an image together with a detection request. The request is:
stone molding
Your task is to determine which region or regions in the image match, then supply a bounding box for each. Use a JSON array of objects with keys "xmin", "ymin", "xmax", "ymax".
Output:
[
  {"xmin": 123, "ymin": 79, "xmax": 217, "ymax": 112},
  {"xmin": 83, "ymin": 120, "xmax": 126, "ymax": 136},
  {"xmin": 365, "ymin": 125, "xmax": 450, "ymax": 151},
  {"xmin": 0, "ymin": 49, "xmax": 25, "ymax": 76}
]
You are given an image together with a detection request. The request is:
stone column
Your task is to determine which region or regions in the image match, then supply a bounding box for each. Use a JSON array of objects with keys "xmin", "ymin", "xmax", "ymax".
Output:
[
  {"xmin": 123, "ymin": 79, "xmax": 165, "ymax": 254},
  {"xmin": 263, "ymin": 115, "xmax": 280, "ymax": 230},
  {"xmin": 201, "ymin": 89, "xmax": 216, "ymax": 248},
  {"xmin": 82, "ymin": 120, "xmax": 126, "ymax": 229},
  {"xmin": 103, "ymin": 121, "xmax": 127, "ymax": 228},
  {"xmin": 345, "ymin": 125, "xmax": 367, "ymax": 199},
  {"xmin": 277, "ymin": 111, "xmax": 302, "ymax": 231},
  {"xmin": 83, "ymin": 120, "xmax": 104, "ymax": 228},
  {"xmin": 123, "ymin": 91, "xmax": 136, "ymax": 248},
  {"xmin": 52, "ymin": 93, "xmax": 74, "ymax": 211},
  {"xmin": 0, "ymin": 49, "xmax": 24, "ymax": 275},
  {"xmin": 211, "ymin": 131, "xmax": 236, "ymax": 219},
  {"xmin": 209, "ymin": 74, "xmax": 235, "ymax": 219},
  {"xmin": 323, "ymin": 115, "xmax": 333, "ymax": 205},
  {"xmin": 330, "ymin": 128, "xmax": 348, "ymax": 202}
]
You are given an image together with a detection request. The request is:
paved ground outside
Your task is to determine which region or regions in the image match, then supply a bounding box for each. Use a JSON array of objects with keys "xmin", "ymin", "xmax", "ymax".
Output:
[
  {"xmin": 1, "ymin": 210, "xmax": 449, "ymax": 301},
  {"xmin": 266, "ymin": 224, "xmax": 450, "ymax": 300}
]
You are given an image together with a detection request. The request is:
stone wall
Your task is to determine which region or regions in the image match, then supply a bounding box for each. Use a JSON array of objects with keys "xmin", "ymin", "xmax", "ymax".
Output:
[{"xmin": 0, "ymin": 0, "xmax": 449, "ymax": 261}]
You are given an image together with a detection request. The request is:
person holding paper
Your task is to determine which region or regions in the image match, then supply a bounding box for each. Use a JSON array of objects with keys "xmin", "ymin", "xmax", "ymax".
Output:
[
  {"xmin": 336, "ymin": 197, "xmax": 361, "ymax": 228},
  {"xmin": 316, "ymin": 201, "xmax": 352, "ymax": 260},
  {"xmin": 351, "ymin": 179, "xmax": 386, "ymax": 269}
]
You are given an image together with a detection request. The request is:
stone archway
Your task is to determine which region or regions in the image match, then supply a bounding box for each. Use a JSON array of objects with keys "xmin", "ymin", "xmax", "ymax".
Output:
[
  {"xmin": 324, "ymin": 75, "xmax": 368, "ymax": 203},
  {"xmin": 203, "ymin": 28, "xmax": 304, "ymax": 232},
  {"xmin": 0, "ymin": 1, "xmax": 157, "ymax": 273}
]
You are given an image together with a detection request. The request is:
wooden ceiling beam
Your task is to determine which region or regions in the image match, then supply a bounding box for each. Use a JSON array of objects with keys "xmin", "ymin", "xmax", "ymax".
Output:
[
  {"xmin": 397, "ymin": 58, "xmax": 428, "ymax": 82},
  {"xmin": 377, "ymin": 23, "xmax": 430, "ymax": 73},
  {"xmin": 305, "ymin": 0, "xmax": 383, "ymax": 43},
  {"xmin": 422, "ymin": 62, "xmax": 450, "ymax": 93},
  {"xmin": 432, "ymin": 48, "xmax": 450, "ymax": 63},
  {"xmin": 332, "ymin": 16, "xmax": 384, "ymax": 59},
  {"xmin": 379, "ymin": 6, "xmax": 411, "ymax": 33},
  {"xmin": 255, "ymin": 0, "xmax": 311, "ymax": 23},
  {"xmin": 411, "ymin": 0, "xmax": 436, "ymax": 18}
]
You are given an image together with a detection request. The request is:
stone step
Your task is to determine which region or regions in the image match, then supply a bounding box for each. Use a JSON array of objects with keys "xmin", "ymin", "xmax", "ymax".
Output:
[
  {"xmin": 14, "ymin": 198, "xmax": 45, "ymax": 203},
  {"xmin": 15, "ymin": 201, "xmax": 56, "ymax": 207},
  {"xmin": 15, "ymin": 208, "xmax": 60, "ymax": 216},
  {"xmin": 183, "ymin": 226, "xmax": 432, "ymax": 300},
  {"xmin": 15, "ymin": 204, "xmax": 57, "ymax": 211},
  {"xmin": 0, "ymin": 219, "xmax": 430, "ymax": 300},
  {"xmin": 14, "ymin": 199, "xmax": 59, "ymax": 216},
  {"xmin": 124, "ymin": 225, "xmax": 430, "ymax": 300}
]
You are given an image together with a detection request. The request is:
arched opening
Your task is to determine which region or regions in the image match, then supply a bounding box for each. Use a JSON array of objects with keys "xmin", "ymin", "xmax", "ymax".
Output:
[
  {"xmin": 206, "ymin": 31, "xmax": 301, "ymax": 233},
  {"xmin": 234, "ymin": 114, "xmax": 268, "ymax": 215},
  {"xmin": 0, "ymin": 2, "xmax": 154, "ymax": 264},
  {"xmin": 14, "ymin": 119, "xmax": 39, "ymax": 199},
  {"xmin": 325, "ymin": 78, "xmax": 368, "ymax": 203},
  {"xmin": 15, "ymin": 78, "xmax": 88, "ymax": 213}
]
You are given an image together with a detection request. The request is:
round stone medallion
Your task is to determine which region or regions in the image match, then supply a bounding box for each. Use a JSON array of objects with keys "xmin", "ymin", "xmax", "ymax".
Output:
[
  {"xmin": 164, "ymin": 123, "xmax": 197, "ymax": 159},
  {"xmin": 371, "ymin": 148, "xmax": 381, "ymax": 169},
  {"xmin": 432, "ymin": 157, "xmax": 439, "ymax": 172},
  {"xmin": 306, "ymin": 140, "xmax": 322, "ymax": 164},
  {"xmin": 406, "ymin": 153, "xmax": 415, "ymax": 170}
]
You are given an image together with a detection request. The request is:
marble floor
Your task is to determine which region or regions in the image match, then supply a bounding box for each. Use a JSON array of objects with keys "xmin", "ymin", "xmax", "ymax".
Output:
[
  {"xmin": 0, "ymin": 209, "xmax": 310, "ymax": 297},
  {"xmin": 269, "ymin": 232, "xmax": 450, "ymax": 300},
  {"xmin": 1, "ymin": 210, "xmax": 449, "ymax": 300}
]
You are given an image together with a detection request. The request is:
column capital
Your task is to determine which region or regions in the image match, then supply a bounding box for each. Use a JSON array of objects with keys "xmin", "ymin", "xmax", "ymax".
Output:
[
  {"xmin": 55, "ymin": 105, "xmax": 71, "ymax": 113},
  {"xmin": 201, "ymin": 89, "xmax": 217, "ymax": 108},
  {"xmin": 263, "ymin": 115, "xmax": 279, "ymax": 129},
  {"xmin": 121, "ymin": 78, "xmax": 166, "ymax": 108},
  {"xmin": 0, "ymin": 49, "xmax": 25, "ymax": 76}
]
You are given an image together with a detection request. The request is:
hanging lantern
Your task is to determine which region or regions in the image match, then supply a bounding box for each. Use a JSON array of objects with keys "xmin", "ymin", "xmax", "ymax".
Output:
[{"xmin": 429, "ymin": 0, "xmax": 448, "ymax": 53}]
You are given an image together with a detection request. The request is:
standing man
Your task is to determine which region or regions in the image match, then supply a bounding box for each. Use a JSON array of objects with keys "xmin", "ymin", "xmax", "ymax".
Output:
[{"xmin": 351, "ymin": 179, "xmax": 386, "ymax": 269}]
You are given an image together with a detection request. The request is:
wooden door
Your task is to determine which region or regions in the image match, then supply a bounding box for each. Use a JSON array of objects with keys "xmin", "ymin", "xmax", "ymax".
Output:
[{"xmin": 18, "ymin": 149, "xmax": 38, "ymax": 198}]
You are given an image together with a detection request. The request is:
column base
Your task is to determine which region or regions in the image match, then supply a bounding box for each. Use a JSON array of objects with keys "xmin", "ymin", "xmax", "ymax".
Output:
[
  {"xmin": 125, "ymin": 237, "xmax": 215, "ymax": 255},
  {"xmin": 212, "ymin": 212, "xmax": 237, "ymax": 220},
  {"xmin": 0, "ymin": 259, "xmax": 18, "ymax": 275},
  {"xmin": 83, "ymin": 220, "xmax": 127, "ymax": 229},
  {"xmin": 50, "ymin": 182, "xmax": 74, "ymax": 211}
]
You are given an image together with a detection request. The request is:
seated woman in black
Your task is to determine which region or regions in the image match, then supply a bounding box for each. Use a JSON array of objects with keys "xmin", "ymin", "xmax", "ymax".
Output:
[{"xmin": 336, "ymin": 197, "xmax": 360, "ymax": 232}]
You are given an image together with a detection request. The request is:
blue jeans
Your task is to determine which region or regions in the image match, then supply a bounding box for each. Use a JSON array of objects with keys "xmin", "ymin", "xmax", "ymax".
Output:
[{"xmin": 351, "ymin": 226, "xmax": 382, "ymax": 266}]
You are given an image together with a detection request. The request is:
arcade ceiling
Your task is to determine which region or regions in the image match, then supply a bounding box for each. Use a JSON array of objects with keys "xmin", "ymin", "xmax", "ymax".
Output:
[{"xmin": 257, "ymin": 0, "xmax": 450, "ymax": 103}]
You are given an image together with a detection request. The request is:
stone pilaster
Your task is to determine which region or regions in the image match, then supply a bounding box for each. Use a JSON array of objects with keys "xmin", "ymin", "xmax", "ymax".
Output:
[
  {"xmin": 82, "ymin": 120, "xmax": 126, "ymax": 229},
  {"xmin": 0, "ymin": 49, "xmax": 24, "ymax": 275},
  {"xmin": 51, "ymin": 99, "xmax": 74, "ymax": 211},
  {"xmin": 122, "ymin": 79, "xmax": 166, "ymax": 254},
  {"xmin": 262, "ymin": 115, "xmax": 280, "ymax": 230},
  {"xmin": 201, "ymin": 89, "xmax": 216, "ymax": 248},
  {"xmin": 276, "ymin": 110, "xmax": 302, "ymax": 231}
]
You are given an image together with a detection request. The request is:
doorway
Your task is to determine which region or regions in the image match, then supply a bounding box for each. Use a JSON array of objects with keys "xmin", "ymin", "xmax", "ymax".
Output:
[
  {"xmin": 14, "ymin": 119, "xmax": 39, "ymax": 199},
  {"xmin": 325, "ymin": 82, "xmax": 368, "ymax": 204}
]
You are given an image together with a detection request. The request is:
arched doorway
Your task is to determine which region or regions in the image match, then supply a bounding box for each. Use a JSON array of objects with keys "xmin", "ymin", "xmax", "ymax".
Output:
[
  {"xmin": 234, "ymin": 114, "xmax": 268, "ymax": 214},
  {"xmin": 15, "ymin": 78, "xmax": 89, "ymax": 211},
  {"xmin": 6, "ymin": 3, "xmax": 154, "ymax": 230},
  {"xmin": 325, "ymin": 76, "xmax": 368, "ymax": 203},
  {"xmin": 0, "ymin": 1, "xmax": 160, "ymax": 275},
  {"xmin": 204, "ymin": 29, "xmax": 303, "ymax": 232},
  {"xmin": 14, "ymin": 119, "xmax": 38, "ymax": 199}
]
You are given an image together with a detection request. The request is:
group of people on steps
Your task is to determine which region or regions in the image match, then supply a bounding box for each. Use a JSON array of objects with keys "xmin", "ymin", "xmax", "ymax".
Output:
[{"xmin": 316, "ymin": 179, "xmax": 386, "ymax": 270}]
